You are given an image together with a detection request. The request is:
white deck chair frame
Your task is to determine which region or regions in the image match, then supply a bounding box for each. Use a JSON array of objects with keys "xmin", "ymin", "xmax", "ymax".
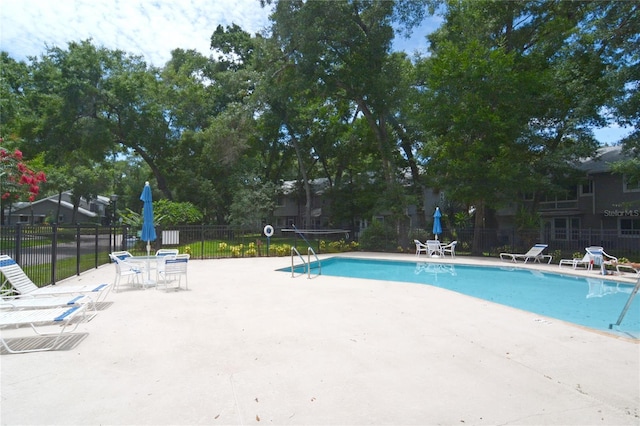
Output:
[
  {"xmin": 414, "ymin": 240, "xmax": 428, "ymax": 257},
  {"xmin": 426, "ymin": 240, "xmax": 444, "ymax": 257},
  {"xmin": 155, "ymin": 249, "xmax": 179, "ymax": 257},
  {"xmin": 0, "ymin": 255, "xmax": 111, "ymax": 302},
  {"xmin": 500, "ymin": 244, "xmax": 552, "ymax": 264},
  {"xmin": 157, "ymin": 254, "xmax": 190, "ymax": 290},
  {"xmin": 1, "ymin": 294, "xmax": 95, "ymax": 313},
  {"xmin": 109, "ymin": 254, "xmax": 144, "ymax": 292},
  {"xmin": 0, "ymin": 304, "xmax": 88, "ymax": 353},
  {"xmin": 558, "ymin": 246, "xmax": 617, "ymax": 270},
  {"xmin": 441, "ymin": 241, "xmax": 457, "ymax": 257}
]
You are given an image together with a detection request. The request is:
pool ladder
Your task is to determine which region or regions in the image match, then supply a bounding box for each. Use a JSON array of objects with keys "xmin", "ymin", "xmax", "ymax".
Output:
[
  {"xmin": 609, "ymin": 275, "xmax": 640, "ymax": 329},
  {"xmin": 290, "ymin": 246, "xmax": 321, "ymax": 279}
]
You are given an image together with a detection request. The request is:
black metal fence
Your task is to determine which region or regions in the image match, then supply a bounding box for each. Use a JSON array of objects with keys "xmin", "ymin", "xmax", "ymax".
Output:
[
  {"xmin": 0, "ymin": 224, "xmax": 351, "ymax": 287},
  {"xmin": 436, "ymin": 227, "xmax": 639, "ymax": 259},
  {"xmin": 1, "ymin": 223, "xmax": 637, "ymax": 288}
]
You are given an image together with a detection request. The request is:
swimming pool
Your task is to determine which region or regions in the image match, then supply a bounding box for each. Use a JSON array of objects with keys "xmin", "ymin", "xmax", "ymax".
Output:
[{"xmin": 280, "ymin": 257, "xmax": 640, "ymax": 337}]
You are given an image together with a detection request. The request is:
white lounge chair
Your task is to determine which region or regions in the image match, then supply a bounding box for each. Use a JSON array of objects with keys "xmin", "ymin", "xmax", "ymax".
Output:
[
  {"xmin": 414, "ymin": 240, "xmax": 429, "ymax": 257},
  {"xmin": 500, "ymin": 244, "xmax": 552, "ymax": 264},
  {"xmin": 616, "ymin": 263, "xmax": 640, "ymax": 275},
  {"xmin": 559, "ymin": 251, "xmax": 592, "ymax": 270},
  {"xmin": 157, "ymin": 254, "xmax": 190, "ymax": 290},
  {"xmin": 1, "ymin": 294, "xmax": 95, "ymax": 312},
  {"xmin": 586, "ymin": 246, "xmax": 617, "ymax": 266},
  {"xmin": 0, "ymin": 255, "xmax": 111, "ymax": 302},
  {"xmin": 441, "ymin": 241, "xmax": 457, "ymax": 257},
  {"xmin": 0, "ymin": 304, "xmax": 88, "ymax": 353},
  {"xmin": 558, "ymin": 246, "xmax": 616, "ymax": 270}
]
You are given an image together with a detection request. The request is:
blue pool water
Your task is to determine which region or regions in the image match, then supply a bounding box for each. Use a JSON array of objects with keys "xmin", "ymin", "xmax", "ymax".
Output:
[{"xmin": 281, "ymin": 257, "xmax": 640, "ymax": 337}]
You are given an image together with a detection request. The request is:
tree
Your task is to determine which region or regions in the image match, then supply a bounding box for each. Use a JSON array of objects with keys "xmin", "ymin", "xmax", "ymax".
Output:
[
  {"xmin": 581, "ymin": 2, "xmax": 640, "ymax": 181},
  {"xmin": 419, "ymin": 0, "xmax": 608, "ymax": 253},
  {"xmin": 0, "ymin": 140, "xmax": 47, "ymax": 224},
  {"xmin": 265, "ymin": 0, "xmax": 433, "ymax": 241},
  {"xmin": 227, "ymin": 180, "xmax": 279, "ymax": 229}
]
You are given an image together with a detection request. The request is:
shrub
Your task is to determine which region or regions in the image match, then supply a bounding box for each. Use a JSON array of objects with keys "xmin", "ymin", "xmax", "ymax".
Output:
[
  {"xmin": 359, "ymin": 220, "xmax": 397, "ymax": 252},
  {"xmin": 319, "ymin": 238, "xmax": 360, "ymax": 253}
]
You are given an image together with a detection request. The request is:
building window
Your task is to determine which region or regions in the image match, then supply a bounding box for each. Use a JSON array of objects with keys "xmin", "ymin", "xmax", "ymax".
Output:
[
  {"xmin": 553, "ymin": 217, "xmax": 580, "ymax": 240},
  {"xmin": 623, "ymin": 175, "xmax": 640, "ymax": 192},
  {"xmin": 579, "ymin": 180, "xmax": 593, "ymax": 196},
  {"xmin": 620, "ymin": 218, "xmax": 640, "ymax": 236},
  {"xmin": 540, "ymin": 187, "xmax": 578, "ymax": 210}
]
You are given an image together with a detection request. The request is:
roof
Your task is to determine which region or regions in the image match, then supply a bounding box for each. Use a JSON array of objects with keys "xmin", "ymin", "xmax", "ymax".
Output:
[
  {"xmin": 8, "ymin": 198, "xmax": 98, "ymax": 218},
  {"xmin": 578, "ymin": 145, "xmax": 629, "ymax": 174},
  {"xmin": 281, "ymin": 178, "xmax": 330, "ymax": 195}
]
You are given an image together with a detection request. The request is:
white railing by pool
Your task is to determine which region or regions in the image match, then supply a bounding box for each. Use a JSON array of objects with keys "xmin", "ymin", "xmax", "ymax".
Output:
[
  {"xmin": 609, "ymin": 275, "xmax": 640, "ymax": 330},
  {"xmin": 290, "ymin": 246, "xmax": 321, "ymax": 279}
]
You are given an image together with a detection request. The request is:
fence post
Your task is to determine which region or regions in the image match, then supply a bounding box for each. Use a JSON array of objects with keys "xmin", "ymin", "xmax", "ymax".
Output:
[
  {"xmin": 201, "ymin": 224, "xmax": 205, "ymax": 260},
  {"xmin": 94, "ymin": 226, "xmax": 99, "ymax": 268},
  {"xmin": 51, "ymin": 224, "xmax": 58, "ymax": 285},
  {"xmin": 75, "ymin": 224, "xmax": 81, "ymax": 276},
  {"xmin": 14, "ymin": 223, "xmax": 22, "ymax": 265}
]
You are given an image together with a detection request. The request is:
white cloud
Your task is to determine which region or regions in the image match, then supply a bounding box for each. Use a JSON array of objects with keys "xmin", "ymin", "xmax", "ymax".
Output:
[{"xmin": 0, "ymin": 0, "xmax": 272, "ymax": 66}]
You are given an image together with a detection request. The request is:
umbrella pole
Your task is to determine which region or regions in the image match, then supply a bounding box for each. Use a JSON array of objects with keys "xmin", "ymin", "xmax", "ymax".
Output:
[{"xmin": 146, "ymin": 241, "xmax": 151, "ymax": 283}]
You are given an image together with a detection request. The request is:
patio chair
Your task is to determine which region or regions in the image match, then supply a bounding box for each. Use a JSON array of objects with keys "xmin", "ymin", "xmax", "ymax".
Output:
[
  {"xmin": 0, "ymin": 304, "xmax": 89, "ymax": 353},
  {"xmin": 414, "ymin": 240, "xmax": 429, "ymax": 257},
  {"xmin": 109, "ymin": 253, "xmax": 143, "ymax": 292},
  {"xmin": 500, "ymin": 244, "xmax": 552, "ymax": 264},
  {"xmin": 426, "ymin": 240, "xmax": 444, "ymax": 257},
  {"xmin": 0, "ymin": 255, "xmax": 111, "ymax": 302},
  {"xmin": 111, "ymin": 251, "xmax": 134, "ymax": 260},
  {"xmin": 558, "ymin": 246, "xmax": 616, "ymax": 270},
  {"xmin": 157, "ymin": 254, "xmax": 190, "ymax": 290},
  {"xmin": 441, "ymin": 241, "xmax": 457, "ymax": 258},
  {"xmin": 155, "ymin": 249, "xmax": 179, "ymax": 257},
  {"xmin": 586, "ymin": 246, "xmax": 617, "ymax": 266}
]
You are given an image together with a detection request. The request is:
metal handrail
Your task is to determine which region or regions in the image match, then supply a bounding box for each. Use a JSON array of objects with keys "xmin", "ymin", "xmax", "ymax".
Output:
[
  {"xmin": 289, "ymin": 225, "xmax": 321, "ymax": 279},
  {"xmin": 307, "ymin": 246, "xmax": 321, "ymax": 278},
  {"xmin": 290, "ymin": 246, "xmax": 322, "ymax": 279},
  {"xmin": 609, "ymin": 275, "xmax": 640, "ymax": 329},
  {"xmin": 290, "ymin": 247, "xmax": 307, "ymax": 278}
]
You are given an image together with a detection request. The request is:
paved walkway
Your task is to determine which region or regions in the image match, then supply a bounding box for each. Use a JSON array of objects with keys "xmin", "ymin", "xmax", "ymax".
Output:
[{"xmin": 1, "ymin": 253, "xmax": 639, "ymax": 425}]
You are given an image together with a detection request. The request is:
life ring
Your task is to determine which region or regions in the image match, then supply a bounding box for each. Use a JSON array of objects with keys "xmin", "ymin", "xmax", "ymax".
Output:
[{"xmin": 263, "ymin": 225, "xmax": 274, "ymax": 237}]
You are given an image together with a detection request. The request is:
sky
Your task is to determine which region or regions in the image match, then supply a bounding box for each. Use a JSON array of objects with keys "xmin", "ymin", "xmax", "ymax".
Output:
[{"xmin": 0, "ymin": 0, "xmax": 631, "ymax": 144}]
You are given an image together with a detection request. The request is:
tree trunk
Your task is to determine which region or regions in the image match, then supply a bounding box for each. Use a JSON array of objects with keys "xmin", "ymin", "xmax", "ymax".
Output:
[
  {"xmin": 287, "ymin": 126, "xmax": 312, "ymax": 228},
  {"xmin": 472, "ymin": 200, "xmax": 485, "ymax": 256}
]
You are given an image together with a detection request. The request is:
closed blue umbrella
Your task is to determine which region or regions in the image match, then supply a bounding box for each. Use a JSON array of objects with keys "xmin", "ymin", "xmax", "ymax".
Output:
[
  {"xmin": 140, "ymin": 182, "xmax": 157, "ymax": 281},
  {"xmin": 433, "ymin": 207, "xmax": 443, "ymax": 240}
]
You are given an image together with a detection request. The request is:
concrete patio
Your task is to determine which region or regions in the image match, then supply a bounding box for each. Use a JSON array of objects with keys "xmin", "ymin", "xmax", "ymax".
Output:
[{"xmin": 1, "ymin": 253, "xmax": 639, "ymax": 425}]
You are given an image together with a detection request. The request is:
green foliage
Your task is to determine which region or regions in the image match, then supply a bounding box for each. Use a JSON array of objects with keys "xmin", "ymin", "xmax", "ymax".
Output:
[
  {"xmin": 153, "ymin": 199, "xmax": 203, "ymax": 226},
  {"xmin": 408, "ymin": 228, "xmax": 429, "ymax": 243},
  {"xmin": 271, "ymin": 244, "xmax": 291, "ymax": 257},
  {"xmin": 2, "ymin": 2, "xmax": 637, "ymax": 237},
  {"xmin": 227, "ymin": 180, "xmax": 278, "ymax": 230},
  {"xmin": 319, "ymin": 239, "xmax": 359, "ymax": 253},
  {"xmin": 359, "ymin": 220, "xmax": 398, "ymax": 252},
  {"xmin": 515, "ymin": 207, "xmax": 541, "ymax": 231}
]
